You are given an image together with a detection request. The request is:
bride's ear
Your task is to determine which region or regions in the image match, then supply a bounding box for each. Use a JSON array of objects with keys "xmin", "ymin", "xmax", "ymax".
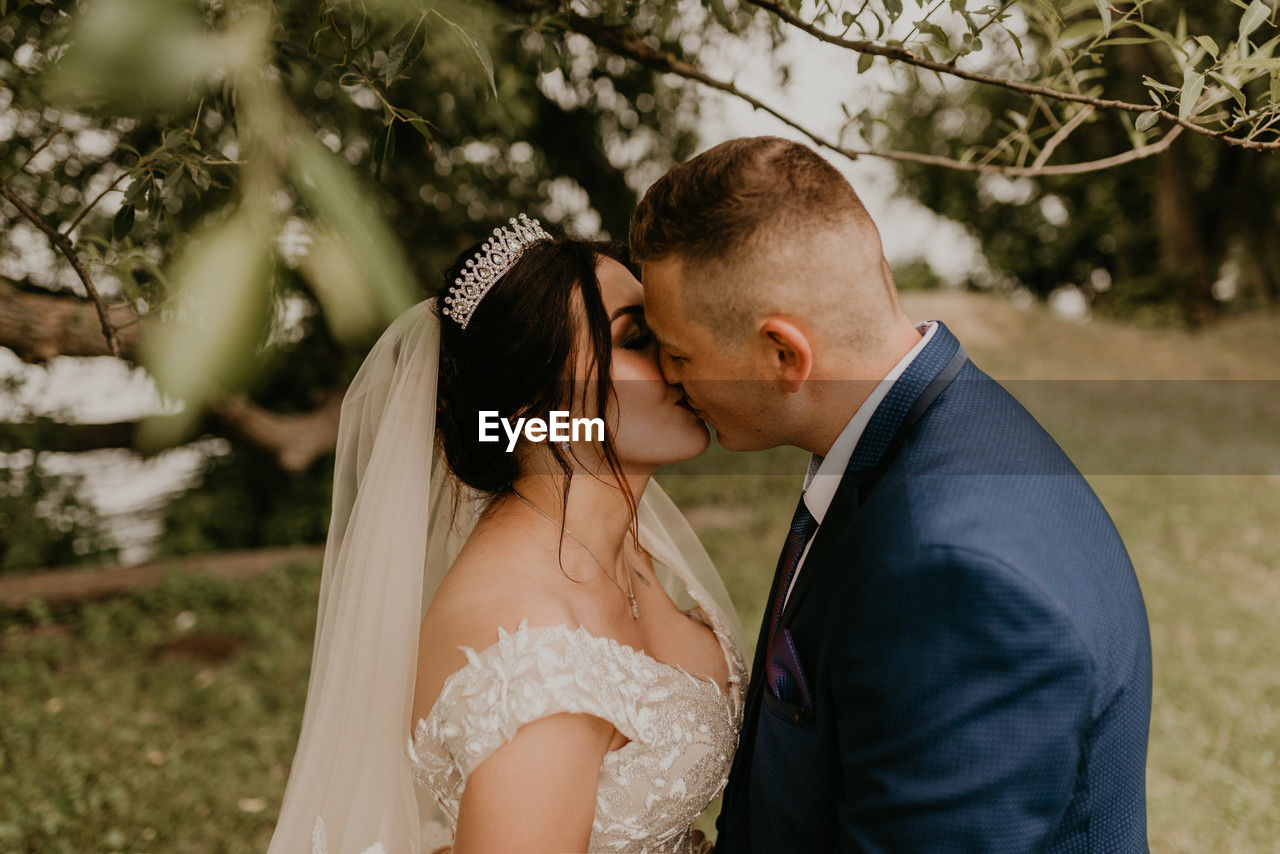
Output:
[{"xmin": 756, "ymin": 317, "xmax": 813, "ymax": 393}]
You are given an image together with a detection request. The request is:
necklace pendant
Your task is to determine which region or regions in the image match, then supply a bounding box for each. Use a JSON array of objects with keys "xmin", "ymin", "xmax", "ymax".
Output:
[{"xmin": 630, "ymin": 596, "xmax": 640, "ymax": 620}]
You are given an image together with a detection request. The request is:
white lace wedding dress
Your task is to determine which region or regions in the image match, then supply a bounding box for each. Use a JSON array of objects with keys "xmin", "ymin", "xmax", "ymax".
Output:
[{"xmin": 406, "ymin": 581, "xmax": 746, "ymax": 854}]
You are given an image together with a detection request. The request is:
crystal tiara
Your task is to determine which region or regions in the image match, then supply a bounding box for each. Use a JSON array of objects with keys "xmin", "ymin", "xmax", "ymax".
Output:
[{"xmin": 441, "ymin": 213, "xmax": 552, "ymax": 329}]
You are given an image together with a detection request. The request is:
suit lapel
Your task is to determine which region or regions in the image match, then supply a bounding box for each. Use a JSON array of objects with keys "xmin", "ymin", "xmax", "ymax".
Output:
[
  {"xmin": 720, "ymin": 511, "xmax": 796, "ymax": 820},
  {"xmin": 776, "ymin": 322, "xmax": 968, "ymax": 630}
]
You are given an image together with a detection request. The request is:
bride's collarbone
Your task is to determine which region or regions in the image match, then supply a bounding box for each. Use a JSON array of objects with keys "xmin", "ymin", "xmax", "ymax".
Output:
[{"xmin": 427, "ymin": 535, "xmax": 729, "ymax": 693}]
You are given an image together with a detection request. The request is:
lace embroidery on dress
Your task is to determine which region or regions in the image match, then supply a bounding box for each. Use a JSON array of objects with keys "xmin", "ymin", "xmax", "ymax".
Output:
[
  {"xmin": 672, "ymin": 558, "xmax": 747, "ymax": 722},
  {"xmin": 406, "ymin": 614, "xmax": 746, "ymax": 853}
]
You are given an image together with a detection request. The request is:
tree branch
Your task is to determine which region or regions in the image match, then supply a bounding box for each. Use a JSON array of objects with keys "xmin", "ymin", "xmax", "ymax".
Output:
[
  {"xmin": 0, "ymin": 282, "xmax": 344, "ymax": 471},
  {"xmin": 0, "ymin": 417, "xmax": 142, "ymax": 454},
  {"xmin": 208, "ymin": 390, "xmax": 346, "ymax": 474},
  {"xmin": 1032, "ymin": 104, "xmax": 1095, "ymax": 169},
  {"xmin": 4, "ymin": 123, "xmax": 64, "ymax": 182},
  {"xmin": 0, "ymin": 545, "xmax": 326, "ymax": 609},
  {"xmin": 63, "ymin": 170, "xmax": 131, "ymax": 237},
  {"xmin": 743, "ymin": 0, "xmax": 1280, "ymax": 152},
  {"xmin": 531, "ymin": 6, "xmax": 1190, "ymax": 177},
  {"xmin": 0, "ymin": 281, "xmax": 143, "ymax": 363},
  {"xmin": 0, "ymin": 398, "xmax": 343, "ymax": 472},
  {"xmin": 0, "ymin": 178, "xmax": 124, "ymax": 357}
]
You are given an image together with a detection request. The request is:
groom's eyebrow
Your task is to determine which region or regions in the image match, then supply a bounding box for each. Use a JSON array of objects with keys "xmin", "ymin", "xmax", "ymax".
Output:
[{"xmin": 610, "ymin": 305, "xmax": 645, "ymax": 322}]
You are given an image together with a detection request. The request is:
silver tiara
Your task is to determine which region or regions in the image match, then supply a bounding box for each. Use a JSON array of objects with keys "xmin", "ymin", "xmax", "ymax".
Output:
[{"xmin": 442, "ymin": 213, "xmax": 551, "ymax": 329}]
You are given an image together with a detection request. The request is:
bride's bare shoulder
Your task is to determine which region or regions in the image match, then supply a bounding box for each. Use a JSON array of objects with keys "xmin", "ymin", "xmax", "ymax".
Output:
[
  {"xmin": 419, "ymin": 577, "xmax": 578, "ymax": 657},
  {"xmin": 412, "ymin": 526, "xmax": 583, "ymax": 721},
  {"xmin": 425, "ymin": 523, "xmax": 583, "ymax": 636}
]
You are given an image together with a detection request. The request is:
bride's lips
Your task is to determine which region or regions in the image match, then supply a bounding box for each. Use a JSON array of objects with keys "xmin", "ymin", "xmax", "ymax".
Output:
[
  {"xmin": 675, "ymin": 395, "xmax": 702, "ymax": 418},
  {"xmin": 664, "ymin": 386, "xmax": 705, "ymax": 420}
]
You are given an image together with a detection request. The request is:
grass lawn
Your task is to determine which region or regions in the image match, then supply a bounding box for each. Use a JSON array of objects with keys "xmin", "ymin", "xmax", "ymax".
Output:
[{"xmin": 1, "ymin": 292, "xmax": 1276, "ymax": 852}]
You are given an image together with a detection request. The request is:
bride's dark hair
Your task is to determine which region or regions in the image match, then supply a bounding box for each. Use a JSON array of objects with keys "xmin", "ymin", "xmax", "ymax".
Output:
[{"xmin": 434, "ymin": 232, "xmax": 640, "ymax": 535}]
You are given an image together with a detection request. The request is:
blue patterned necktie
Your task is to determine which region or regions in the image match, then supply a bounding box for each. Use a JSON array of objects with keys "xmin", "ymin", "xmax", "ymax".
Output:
[{"xmin": 767, "ymin": 497, "xmax": 819, "ymax": 646}]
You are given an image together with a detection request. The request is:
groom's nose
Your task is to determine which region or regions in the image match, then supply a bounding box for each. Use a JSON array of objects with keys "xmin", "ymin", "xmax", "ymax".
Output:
[{"xmin": 658, "ymin": 348, "xmax": 681, "ymax": 385}]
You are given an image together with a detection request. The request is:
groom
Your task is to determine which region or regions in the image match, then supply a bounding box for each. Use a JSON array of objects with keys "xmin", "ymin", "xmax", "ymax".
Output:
[{"xmin": 631, "ymin": 137, "xmax": 1152, "ymax": 852}]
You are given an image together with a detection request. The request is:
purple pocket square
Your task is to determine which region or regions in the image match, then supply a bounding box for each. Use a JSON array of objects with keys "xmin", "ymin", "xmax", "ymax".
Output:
[{"xmin": 765, "ymin": 627, "xmax": 813, "ymax": 708}]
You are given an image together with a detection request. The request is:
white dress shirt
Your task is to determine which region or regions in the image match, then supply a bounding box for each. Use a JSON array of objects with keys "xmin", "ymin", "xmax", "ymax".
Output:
[{"xmin": 782, "ymin": 321, "xmax": 938, "ymax": 608}]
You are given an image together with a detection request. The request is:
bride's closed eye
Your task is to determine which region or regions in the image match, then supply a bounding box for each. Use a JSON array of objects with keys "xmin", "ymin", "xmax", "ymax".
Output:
[
  {"xmin": 612, "ymin": 306, "xmax": 654, "ymax": 351},
  {"xmin": 621, "ymin": 322, "xmax": 654, "ymax": 351}
]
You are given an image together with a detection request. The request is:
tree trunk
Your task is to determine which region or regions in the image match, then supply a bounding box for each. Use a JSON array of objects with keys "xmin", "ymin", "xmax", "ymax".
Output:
[
  {"xmin": 1117, "ymin": 42, "xmax": 1218, "ymax": 325},
  {"xmin": 1152, "ymin": 135, "xmax": 1217, "ymax": 325}
]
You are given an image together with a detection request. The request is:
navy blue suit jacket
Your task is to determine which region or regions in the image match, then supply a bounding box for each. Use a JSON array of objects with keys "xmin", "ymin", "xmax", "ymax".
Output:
[{"xmin": 715, "ymin": 322, "xmax": 1152, "ymax": 853}]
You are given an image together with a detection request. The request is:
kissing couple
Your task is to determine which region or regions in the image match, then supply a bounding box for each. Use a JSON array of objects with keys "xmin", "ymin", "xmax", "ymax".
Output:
[{"xmin": 268, "ymin": 136, "xmax": 1152, "ymax": 853}]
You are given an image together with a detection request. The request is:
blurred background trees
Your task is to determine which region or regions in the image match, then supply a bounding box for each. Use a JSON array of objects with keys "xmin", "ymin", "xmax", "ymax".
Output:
[
  {"xmin": 881, "ymin": 0, "xmax": 1280, "ymax": 326},
  {"xmin": 1, "ymin": 0, "xmax": 704, "ymax": 567},
  {"xmin": 3, "ymin": 4, "xmax": 1279, "ymax": 849},
  {"xmin": 2, "ymin": 0, "xmax": 1278, "ymax": 569}
]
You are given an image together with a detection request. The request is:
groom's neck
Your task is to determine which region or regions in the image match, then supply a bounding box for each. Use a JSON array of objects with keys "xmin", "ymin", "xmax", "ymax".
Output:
[{"xmin": 799, "ymin": 322, "xmax": 926, "ymax": 458}]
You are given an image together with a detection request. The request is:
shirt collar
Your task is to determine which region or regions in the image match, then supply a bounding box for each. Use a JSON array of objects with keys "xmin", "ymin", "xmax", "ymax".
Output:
[{"xmin": 801, "ymin": 320, "xmax": 938, "ymax": 524}]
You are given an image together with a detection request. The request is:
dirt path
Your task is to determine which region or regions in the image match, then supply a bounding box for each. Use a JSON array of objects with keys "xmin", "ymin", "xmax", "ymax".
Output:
[{"xmin": 0, "ymin": 545, "xmax": 324, "ymax": 609}]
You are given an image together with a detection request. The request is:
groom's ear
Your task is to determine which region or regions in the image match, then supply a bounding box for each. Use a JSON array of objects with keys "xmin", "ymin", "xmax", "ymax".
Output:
[{"xmin": 757, "ymin": 317, "xmax": 813, "ymax": 394}]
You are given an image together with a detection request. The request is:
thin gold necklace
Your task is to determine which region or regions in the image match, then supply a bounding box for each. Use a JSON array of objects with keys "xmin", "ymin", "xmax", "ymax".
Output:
[{"xmin": 510, "ymin": 488, "xmax": 640, "ymax": 620}]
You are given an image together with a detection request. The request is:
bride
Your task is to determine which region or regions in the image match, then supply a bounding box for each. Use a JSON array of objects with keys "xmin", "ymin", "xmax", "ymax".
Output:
[{"xmin": 266, "ymin": 215, "xmax": 747, "ymax": 854}]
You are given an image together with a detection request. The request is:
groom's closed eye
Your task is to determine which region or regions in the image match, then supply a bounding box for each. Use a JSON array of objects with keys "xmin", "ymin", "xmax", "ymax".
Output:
[
  {"xmin": 658, "ymin": 349, "xmax": 687, "ymax": 385},
  {"xmin": 654, "ymin": 336, "xmax": 685, "ymax": 363},
  {"xmin": 645, "ymin": 328, "xmax": 678, "ymax": 360}
]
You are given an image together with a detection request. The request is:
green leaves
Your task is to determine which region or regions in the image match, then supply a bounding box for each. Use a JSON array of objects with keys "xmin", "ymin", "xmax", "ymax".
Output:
[
  {"xmin": 296, "ymin": 227, "xmax": 386, "ymax": 344},
  {"xmin": 1208, "ymin": 71, "xmax": 1246, "ymax": 111},
  {"xmin": 1091, "ymin": 0, "xmax": 1112, "ymax": 35},
  {"xmin": 287, "ymin": 135, "xmax": 418, "ymax": 339},
  {"xmin": 1179, "ymin": 68, "xmax": 1205, "ymax": 122},
  {"xmin": 1130, "ymin": 20, "xmax": 1187, "ymax": 57},
  {"xmin": 382, "ymin": 13, "xmax": 429, "ymax": 87},
  {"xmin": 43, "ymin": 0, "xmax": 268, "ymax": 113},
  {"xmin": 438, "ymin": 12, "xmax": 496, "ymax": 98},
  {"xmin": 1240, "ymin": 0, "xmax": 1272, "ymax": 43},
  {"xmin": 1136, "ymin": 111, "xmax": 1160, "ymax": 132},
  {"xmin": 123, "ymin": 174, "xmax": 153, "ymax": 208},
  {"xmin": 138, "ymin": 206, "xmax": 276, "ymax": 451},
  {"xmin": 112, "ymin": 205, "xmax": 136, "ymax": 241},
  {"xmin": 958, "ymin": 32, "xmax": 983, "ymax": 56},
  {"xmin": 914, "ymin": 18, "xmax": 950, "ymax": 50}
]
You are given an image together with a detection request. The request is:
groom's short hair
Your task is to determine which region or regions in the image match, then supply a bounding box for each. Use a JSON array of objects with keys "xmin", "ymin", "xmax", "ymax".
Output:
[
  {"xmin": 630, "ymin": 136, "xmax": 895, "ymax": 342},
  {"xmin": 631, "ymin": 136, "xmax": 868, "ymax": 261}
]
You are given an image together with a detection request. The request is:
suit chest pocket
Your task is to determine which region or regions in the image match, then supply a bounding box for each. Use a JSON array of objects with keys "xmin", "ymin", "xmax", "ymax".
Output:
[
  {"xmin": 762, "ymin": 688, "xmax": 815, "ymax": 728},
  {"xmin": 749, "ymin": 691, "xmax": 832, "ymax": 822}
]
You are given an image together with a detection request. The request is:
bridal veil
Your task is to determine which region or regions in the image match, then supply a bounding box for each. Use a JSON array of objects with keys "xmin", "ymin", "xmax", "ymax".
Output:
[{"xmin": 266, "ymin": 297, "xmax": 746, "ymax": 853}]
